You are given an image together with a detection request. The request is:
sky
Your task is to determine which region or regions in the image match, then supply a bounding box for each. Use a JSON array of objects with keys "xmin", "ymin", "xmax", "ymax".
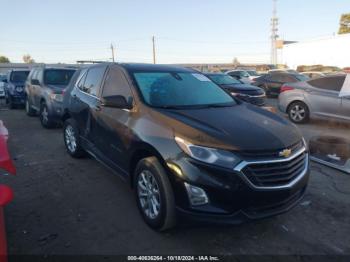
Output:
[{"xmin": 0, "ymin": 0, "xmax": 348, "ymax": 64}]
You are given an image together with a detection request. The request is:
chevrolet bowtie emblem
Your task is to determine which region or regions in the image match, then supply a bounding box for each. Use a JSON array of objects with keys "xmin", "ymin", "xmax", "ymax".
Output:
[{"xmin": 279, "ymin": 149, "xmax": 292, "ymax": 158}]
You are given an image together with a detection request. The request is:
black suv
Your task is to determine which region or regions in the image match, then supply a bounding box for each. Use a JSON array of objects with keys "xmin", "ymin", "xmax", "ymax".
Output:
[
  {"xmin": 25, "ymin": 67, "xmax": 76, "ymax": 127},
  {"xmin": 62, "ymin": 63, "xmax": 309, "ymax": 230},
  {"xmin": 3, "ymin": 69, "xmax": 30, "ymax": 109}
]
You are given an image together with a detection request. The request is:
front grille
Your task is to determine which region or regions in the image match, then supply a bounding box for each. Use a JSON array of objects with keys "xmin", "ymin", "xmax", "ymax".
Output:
[
  {"xmin": 241, "ymin": 151, "xmax": 307, "ymax": 187},
  {"xmin": 244, "ymin": 188, "xmax": 305, "ymax": 218}
]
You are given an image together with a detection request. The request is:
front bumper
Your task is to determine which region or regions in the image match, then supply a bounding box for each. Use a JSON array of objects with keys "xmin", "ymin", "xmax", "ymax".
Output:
[
  {"xmin": 167, "ymin": 147, "xmax": 310, "ymax": 224},
  {"xmin": 8, "ymin": 94, "xmax": 25, "ymax": 105}
]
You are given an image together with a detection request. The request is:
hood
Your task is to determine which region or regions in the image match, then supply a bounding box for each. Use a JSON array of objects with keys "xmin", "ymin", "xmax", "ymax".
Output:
[
  {"xmin": 157, "ymin": 103, "xmax": 301, "ymax": 152},
  {"xmin": 220, "ymin": 83, "xmax": 264, "ymax": 94}
]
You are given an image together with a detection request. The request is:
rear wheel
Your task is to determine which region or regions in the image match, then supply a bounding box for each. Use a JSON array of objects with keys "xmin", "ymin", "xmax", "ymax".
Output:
[
  {"xmin": 39, "ymin": 102, "xmax": 54, "ymax": 128},
  {"xmin": 25, "ymin": 99, "xmax": 36, "ymax": 116},
  {"xmin": 63, "ymin": 119, "xmax": 86, "ymax": 158},
  {"xmin": 288, "ymin": 101, "xmax": 310, "ymax": 123},
  {"xmin": 134, "ymin": 157, "xmax": 176, "ymax": 231}
]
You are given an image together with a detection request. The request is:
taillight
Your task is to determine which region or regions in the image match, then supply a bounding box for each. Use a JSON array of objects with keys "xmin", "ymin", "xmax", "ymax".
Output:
[{"xmin": 281, "ymin": 85, "xmax": 294, "ymax": 93}]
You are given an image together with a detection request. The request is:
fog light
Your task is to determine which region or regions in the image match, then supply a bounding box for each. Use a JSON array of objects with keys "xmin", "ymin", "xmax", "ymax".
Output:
[{"xmin": 184, "ymin": 183, "xmax": 209, "ymax": 206}]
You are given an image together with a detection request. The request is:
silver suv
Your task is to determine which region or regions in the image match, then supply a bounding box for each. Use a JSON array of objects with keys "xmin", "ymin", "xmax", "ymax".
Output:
[
  {"xmin": 278, "ymin": 75, "xmax": 350, "ymax": 123},
  {"xmin": 25, "ymin": 67, "xmax": 76, "ymax": 128}
]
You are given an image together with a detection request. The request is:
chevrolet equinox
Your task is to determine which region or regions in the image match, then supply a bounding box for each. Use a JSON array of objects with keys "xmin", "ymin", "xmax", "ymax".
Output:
[{"xmin": 62, "ymin": 63, "xmax": 309, "ymax": 230}]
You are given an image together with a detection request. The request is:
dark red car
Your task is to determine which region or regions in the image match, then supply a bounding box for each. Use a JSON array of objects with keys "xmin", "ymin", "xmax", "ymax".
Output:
[{"xmin": 0, "ymin": 120, "xmax": 15, "ymax": 262}]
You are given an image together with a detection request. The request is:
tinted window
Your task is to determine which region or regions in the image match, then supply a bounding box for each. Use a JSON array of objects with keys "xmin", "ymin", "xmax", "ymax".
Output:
[
  {"xmin": 207, "ymin": 74, "xmax": 241, "ymax": 85},
  {"xmin": 308, "ymin": 76, "xmax": 346, "ymax": 92},
  {"xmin": 76, "ymin": 69, "xmax": 87, "ymax": 90},
  {"xmin": 268, "ymin": 74, "xmax": 283, "ymax": 82},
  {"xmin": 82, "ymin": 66, "xmax": 106, "ymax": 96},
  {"xmin": 44, "ymin": 69, "xmax": 75, "ymax": 86},
  {"xmin": 102, "ymin": 66, "xmax": 132, "ymax": 98},
  {"xmin": 294, "ymin": 74, "xmax": 309, "ymax": 81},
  {"xmin": 133, "ymin": 72, "xmax": 235, "ymax": 108},
  {"xmin": 280, "ymin": 75, "xmax": 297, "ymax": 83},
  {"xmin": 10, "ymin": 71, "xmax": 29, "ymax": 83}
]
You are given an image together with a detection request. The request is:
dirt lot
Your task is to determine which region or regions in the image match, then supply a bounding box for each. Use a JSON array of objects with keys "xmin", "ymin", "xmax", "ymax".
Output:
[{"xmin": 0, "ymin": 100, "xmax": 350, "ymax": 256}]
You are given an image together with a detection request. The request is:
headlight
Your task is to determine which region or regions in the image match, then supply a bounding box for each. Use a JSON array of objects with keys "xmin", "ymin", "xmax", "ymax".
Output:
[
  {"xmin": 50, "ymin": 93, "xmax": 63, "ymax": 102},
  {"xmin": 175, "ymin": 137, "xmax": 241, "ymax": 169}
]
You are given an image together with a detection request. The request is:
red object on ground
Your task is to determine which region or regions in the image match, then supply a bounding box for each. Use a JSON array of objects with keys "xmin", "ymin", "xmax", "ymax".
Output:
[{"xmin": 0, "ymin": 120, "xmax": 16, "ymax": 262}]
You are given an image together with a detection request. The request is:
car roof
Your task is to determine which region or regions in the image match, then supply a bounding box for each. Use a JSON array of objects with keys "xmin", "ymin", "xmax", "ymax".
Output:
[{"xmin": 204, "ymin": 73, "xmax": 225, "ymax": 76}]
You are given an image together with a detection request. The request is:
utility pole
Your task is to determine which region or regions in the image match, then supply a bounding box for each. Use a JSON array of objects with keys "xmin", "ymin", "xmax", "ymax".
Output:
[
  {"xmin": 270, "ymin": 0, "xmax": 279, "ymax": 65},
  {"xmin": 152, "ymin": 36, "xmax": 156, "ymax": 64},
  {"xmin": 110, "ymin": 43, "xmax": 115, "ymax": 62}
]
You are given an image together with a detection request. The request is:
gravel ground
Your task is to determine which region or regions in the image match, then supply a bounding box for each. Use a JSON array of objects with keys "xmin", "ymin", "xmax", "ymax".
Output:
[{"xmin": 0, "ymin": 99, "xmax": 349, "ymax": 257}]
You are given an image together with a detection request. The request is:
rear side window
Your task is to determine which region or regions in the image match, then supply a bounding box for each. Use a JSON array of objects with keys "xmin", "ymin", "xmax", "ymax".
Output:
[
  {"xmin": 44, "ymin": 69, "xmax": 75, "ymax": 86},
  {"xmin": 102, "ymin": 66, "xmax": 133, "ymax": 99},
  {"xmin": 308, "ymin": 76, "xmax": 346, "ymax": 92},
  {"xmin": 82, "ymin": 66, "xmax": 107, "ymax": 96}
]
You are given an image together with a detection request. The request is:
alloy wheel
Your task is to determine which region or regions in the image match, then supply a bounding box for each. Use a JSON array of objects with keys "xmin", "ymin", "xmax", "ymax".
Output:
[
  {"xmin": 65, "ymin": 125, "xmax": 77, "ymax": 153},
  {"xmin": 137, "ymin": 170, "xmax": 161, "ymax": 220},
  {"xmin": 290, "ymin": 104, "xmax": 306, "ymax": 122}
]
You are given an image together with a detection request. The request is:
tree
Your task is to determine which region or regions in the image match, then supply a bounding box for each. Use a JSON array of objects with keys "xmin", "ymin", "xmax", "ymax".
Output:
[
  {"xmin": 339, "ymin": 13, "xmax": 350, "ymax": 34},
  {"xmin": 233, "ymin": 57, "xmax": 240, "ymax": 67},
  {"xmin": 0, "ymin": 56, "xmax": 10, "ymax": 63},
  {"xmin": 22, "ymin": 54, "xmax": 35, "ymax": 63}
]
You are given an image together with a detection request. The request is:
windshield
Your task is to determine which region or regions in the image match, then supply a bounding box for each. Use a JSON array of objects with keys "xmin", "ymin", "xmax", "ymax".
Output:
[
  {"xmin": 207, "ymin": 74, "xmax": 241, "ymax": 85},
  {"xmin": 44, "ymin": 69, "xmax": 75, "ymax": 85},
  {"xmin": 133, "ymin": 72, "xmax": 235, "ymax": 108},
  {"xmin": 10, "ymin": 71, "xmax": 29, "ymax": 83},
  {"xmin": 247, "ymin": 70, "xmax": 259, "ymax": 76}
]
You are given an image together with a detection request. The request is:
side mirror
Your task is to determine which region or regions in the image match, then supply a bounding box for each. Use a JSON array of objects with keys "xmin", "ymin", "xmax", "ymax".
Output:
[
  {"xmin": 102, "ymin": 95, "xmax": 133, "ymax": 109},
  {"xmin": 31, "ymin": 79, "xmax": 40, "ymax": 86}
]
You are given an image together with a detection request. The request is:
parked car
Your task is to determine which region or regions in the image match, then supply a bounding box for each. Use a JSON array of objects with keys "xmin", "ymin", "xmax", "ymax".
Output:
[
  {"xmin": 301, "ymin": 71, "xmax": 325, "ymax": 79},
  {"xmin": 0, "ymin": 74, "xmax": 7, "ymax": 98},
  {"xmin": 252, "ymin": 72, "xmax": 309, "ymax": 96},
  {"xmin": 279, "ymin": 75, "xmax": 349, "ymax": 123},
  {"xmin": 25, "ymin": 67, "xmax": 76, "ymax": 128},
  {"xmin": 225, "ymin": 70, "xmax": 260, "ymax": 84},
  {"xmin": 3, "ymin": 69, "xmax": 30, "ymax": 108},
  {"xmin": 62, "ymin": 63, "xmax": 309, "ymax": 231},
  {"xmin": 0, "ymin": 120, "xmax": 16, "ymax": 260},
  {"xmin": 205, "ymin": 73, "xmax": 266, "ymax": 106}
]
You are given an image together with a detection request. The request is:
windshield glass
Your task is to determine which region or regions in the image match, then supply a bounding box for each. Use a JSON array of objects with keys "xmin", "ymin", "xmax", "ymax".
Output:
[
  {"xmin": 10, "ymin": 71, "xmax": 29, "ymax": 83},
  {"xmin": 133, "ymin": 72, "xmax": 235, "ymax": 108},
  {"xmin": 247, "ymin": 70, "xmax": 259, "ymax": 76},
  {"xmin": 44, "ymin": 69, "xmax": 75, "ymax": 85},
  {"xmin": 207, "ymin": 74, "xmax": 241, "ymax": 85}
]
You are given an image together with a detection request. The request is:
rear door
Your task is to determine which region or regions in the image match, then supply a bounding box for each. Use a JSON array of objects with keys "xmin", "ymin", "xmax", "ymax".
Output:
[
  {"xmin": 91, "ymin": 65, "xmax": 134, "ymax": 171},
  {"xmin": 305, "ymin": 76, "xmax": 344, "ymax": 118},
  {"xmin": 69, "ymin": 65, "xmax": 107, "ymax": 140}
]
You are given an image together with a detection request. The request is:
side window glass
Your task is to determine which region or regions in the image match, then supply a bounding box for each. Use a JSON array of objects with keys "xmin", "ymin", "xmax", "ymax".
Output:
[
  {"xmin": 82, "ymin": 66, "xmax": 107, "ymax": 96},
  {"xmin": 102, "ymin": 66, "xmax": 133, "ymax": 99},
  {"xmin": 308, "ymin": 76, "xmax": 345, "ymax": 92},
  {"xmin": 76, "ymin": 70, "xmax": 87, "ymax": 91}
]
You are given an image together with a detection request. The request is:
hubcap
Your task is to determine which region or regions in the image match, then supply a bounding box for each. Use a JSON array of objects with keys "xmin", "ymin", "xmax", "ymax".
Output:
[
  {"xmin": 65, "ymin": 125, "xmax": 77, "ymax": 152},
  {"xmin": 41, "ymin": 106, "xmax": 49, "ymax": 123},
  {"xmin": 290, "ymin": 105, "xmax": 306, "ymax": 122},
  {"xmin": 137, "ymin": 170, "xmax": 161, "ymax": 219}
]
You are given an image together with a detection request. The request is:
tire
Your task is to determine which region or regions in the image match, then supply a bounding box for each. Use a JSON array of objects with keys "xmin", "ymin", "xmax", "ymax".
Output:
[
  {"xmin": 39, "ymin": 102, "xmax": 54, "ymax": 128},
  {"xmin": 287, "ymin": 101, "xmax": 310, "ymax": 124},
  {"xmin": 134, "ymin": 157, "xmax": 176, "ymax": 231},
  {"xmin": 63, "ymin": 118, "xmax": 86, "ymax": 158},
  {"xmin": 25, "ymin": 99, "xmax": 36, "ymax": 116}
]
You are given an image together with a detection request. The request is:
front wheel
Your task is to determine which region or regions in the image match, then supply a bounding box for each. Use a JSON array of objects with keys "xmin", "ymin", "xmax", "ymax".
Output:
[
  {"xmin": 63, "ymin": 119, "xmax": 86, "ymax": 158},
  {"xmin": 25, "ymin": 99, "xmax": 36, "ymax": 116},
  {"xmin": 39, "ymin": 102, "xmax": 54, "ymax": 128},
  {"xmin": 288, "ymin": 101, "xmax": 310, "ymax": 124},
  {"xmin": 134, "ymin": 157, "xmax": 176, "ymax": 231}
]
